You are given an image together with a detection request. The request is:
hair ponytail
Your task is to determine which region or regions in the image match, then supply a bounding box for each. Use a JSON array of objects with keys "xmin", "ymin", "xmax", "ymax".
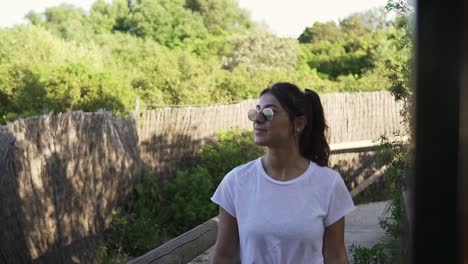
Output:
[{"xmin": 301, "ymin": 89, "xmax": 330, "ymax": 166}]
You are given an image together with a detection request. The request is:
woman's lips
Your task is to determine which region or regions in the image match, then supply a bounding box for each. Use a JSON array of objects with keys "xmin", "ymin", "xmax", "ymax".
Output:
[{"xmin": 255, "ymin": 128, "xmax": 267, "ymax": 134}]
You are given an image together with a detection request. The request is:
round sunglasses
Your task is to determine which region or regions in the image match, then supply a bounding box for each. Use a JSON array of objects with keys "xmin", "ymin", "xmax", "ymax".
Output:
[{"xmin": 248, "ymin": 107, "xmax": 275, "ymax": 121}]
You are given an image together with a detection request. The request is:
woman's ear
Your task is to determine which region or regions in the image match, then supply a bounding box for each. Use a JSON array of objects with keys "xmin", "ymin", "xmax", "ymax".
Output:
[{"xmin": 294, "ymin": 115, "xmax": 307, "ymax": 132}]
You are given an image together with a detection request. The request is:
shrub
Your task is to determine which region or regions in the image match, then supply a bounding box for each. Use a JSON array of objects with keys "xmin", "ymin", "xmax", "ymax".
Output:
[
  {"xmin": 349, "ymin": 244, "xmax": 391, "ymax": 264},
  {"xmin": 97, "ymin": 174, "xmax": 168, "ymax": 261},
  {"xmin": 160, "ymin": 128, "xmax": 264, "ymax": 235}
]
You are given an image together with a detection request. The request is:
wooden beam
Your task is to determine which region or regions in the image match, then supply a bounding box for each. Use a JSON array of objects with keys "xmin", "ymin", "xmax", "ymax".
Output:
[
  {"xmin": 350, "ymin": 165, "xmax": 388, "ymax": 197},
  {"xmin": 330, "ymin": 136, "xmax": 408, "ymax": 153},
  {"xmin": 127, "ymin": 218, "xmax": 219, "ymax": 264}
]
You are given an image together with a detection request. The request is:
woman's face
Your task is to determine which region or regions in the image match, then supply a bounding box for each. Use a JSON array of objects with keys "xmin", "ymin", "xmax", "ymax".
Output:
[{"xmin": 253, "ymin": 93, "xmax": 293, "ymax": 147}]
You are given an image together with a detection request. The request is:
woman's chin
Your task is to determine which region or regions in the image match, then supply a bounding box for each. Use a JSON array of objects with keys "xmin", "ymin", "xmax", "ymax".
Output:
[{"xmin": 253, "ymin": 137, "xmax": 269, "ymax": 146}]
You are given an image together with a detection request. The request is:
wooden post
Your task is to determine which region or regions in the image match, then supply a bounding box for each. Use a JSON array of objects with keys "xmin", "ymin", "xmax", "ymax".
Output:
[{"xmin": 134, "ymin": 97, "xmax": 141, "ymax": 119}]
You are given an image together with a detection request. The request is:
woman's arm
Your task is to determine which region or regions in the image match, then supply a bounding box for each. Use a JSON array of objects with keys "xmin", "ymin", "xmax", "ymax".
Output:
[
  {"xmin": 210, "ymin": 207, "xmax": 240, "ymax": 264},
  {"xmin": 323, "ymin": 217, "xmax": 349, "ymax": 264}
]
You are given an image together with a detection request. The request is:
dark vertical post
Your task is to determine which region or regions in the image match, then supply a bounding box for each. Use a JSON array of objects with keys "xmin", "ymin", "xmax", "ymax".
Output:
[
  {"xmin": 413, "ymin": 0, "xmax": 464, "ymax": 263},
  {"xmin": 459, "ymin": 1, "xmax": 468, "ymax": 263}
]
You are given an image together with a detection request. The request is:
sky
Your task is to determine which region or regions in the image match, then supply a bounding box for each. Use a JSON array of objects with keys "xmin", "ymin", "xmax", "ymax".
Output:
[{"xmin": 0, "ymin": 0, "xmax": 390, "ymax": 38}]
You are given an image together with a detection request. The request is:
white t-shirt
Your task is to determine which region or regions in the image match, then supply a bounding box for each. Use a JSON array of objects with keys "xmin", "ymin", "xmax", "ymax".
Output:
[{"xmin": 211, "ymin": 157, "xmax": 356, "ymax": 264}]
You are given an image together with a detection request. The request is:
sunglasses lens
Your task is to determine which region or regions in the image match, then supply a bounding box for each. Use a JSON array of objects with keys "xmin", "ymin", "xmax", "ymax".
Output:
[
  {"xmin": 248, "ymin": 108, "xmax": 275, "ymax": 121},
  {"xmin": 248, "ymin": 109, "xmax": 258, "ymax": 121},
  {"xmin": 263, "ymin": 108, "xmax": 274, "ymax": 120}
]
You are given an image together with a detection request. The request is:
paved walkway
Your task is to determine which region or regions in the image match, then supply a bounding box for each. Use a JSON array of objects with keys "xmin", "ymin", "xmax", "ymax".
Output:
[{"xmin": 188, "ymin": 200, "xmax": 391, "ymax": 263}]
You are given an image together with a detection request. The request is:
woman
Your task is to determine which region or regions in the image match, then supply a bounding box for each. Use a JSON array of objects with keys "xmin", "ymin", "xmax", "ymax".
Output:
[{"xmin": 210, "ymin": 82, "xmax": 355, "ymax": 264}]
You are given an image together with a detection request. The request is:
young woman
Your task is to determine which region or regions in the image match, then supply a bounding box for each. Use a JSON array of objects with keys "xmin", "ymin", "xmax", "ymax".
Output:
[{"xmin": 210, "ymin": 82, "xmax": 355, "ymax": 264}]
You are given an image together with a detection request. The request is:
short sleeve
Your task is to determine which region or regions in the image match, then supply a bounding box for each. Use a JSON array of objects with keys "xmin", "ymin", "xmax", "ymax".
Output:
[
  {"xmin": 211, "ymin": 170, "xmax": 237, "ymax": 218},
  {"xmin": 324, "ymin": 174, "xmax": 356, "ymax": 226}
]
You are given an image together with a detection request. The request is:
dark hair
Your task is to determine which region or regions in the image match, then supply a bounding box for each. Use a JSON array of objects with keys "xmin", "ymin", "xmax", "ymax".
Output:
[{"xmin": 260, "ymin": 82, "xmax": 330, "ymax": 166}]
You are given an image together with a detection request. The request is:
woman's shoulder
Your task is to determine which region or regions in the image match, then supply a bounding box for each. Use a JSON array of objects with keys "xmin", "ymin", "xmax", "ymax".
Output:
[
  {"xmin": 310, "ymin": 162, "xmax": 342, "ymax": 184},
  {"xmin": 223, "ymin": 158, "xmax": 260, "ymax": 181}
]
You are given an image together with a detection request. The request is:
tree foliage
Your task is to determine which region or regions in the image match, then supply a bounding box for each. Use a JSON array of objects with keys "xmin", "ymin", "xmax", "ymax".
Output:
[
  {"xmin": 186, "ymin": 0, "xmax": 254, "ymax": 34},
  {"xmin": 124, "ymin": 0, "xmax": 208, "ymax": 47},
  {"xmin": 89, "ymin": 0, "xmax": 130, "ymax": 34},
  {"xmin": 298, "ymin": 21, "xmax": 343, "ymax": 44},
  {"xmin": 221, "ymin": 31, "xmax": 299, "ymax": 71},
  {"xmin": 0, "ymin": 1, "xmax": 406, "ymax": 124}
]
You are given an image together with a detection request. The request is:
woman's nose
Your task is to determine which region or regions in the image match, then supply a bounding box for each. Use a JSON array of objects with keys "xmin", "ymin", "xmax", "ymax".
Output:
[{"xmin": 254, "ymin": 112, "xmax": 266, "ymax": 123}]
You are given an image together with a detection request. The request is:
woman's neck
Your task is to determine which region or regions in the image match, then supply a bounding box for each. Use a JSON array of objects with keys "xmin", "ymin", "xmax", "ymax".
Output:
[{"xmin": 262, "ymin": 147, "xmax": 310, "ymax": 181}]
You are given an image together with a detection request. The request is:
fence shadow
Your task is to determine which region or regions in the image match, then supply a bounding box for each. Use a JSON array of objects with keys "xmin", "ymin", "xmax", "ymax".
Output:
[
  {"xmin": 31, "ymin": 152, "xmax": 102, "ymax": 264},
  {"xmin": 0, "ymin": 112, "xmax": 139, "ymax": 263},
  {"xmin": 330, "ymin": 147, "xmax": 386, "ymax": 198},
  {"xmin": 138, "ymin": 131, "xmax": 206, "ymax": 180},
  {"xmin": 0, "ymin": 128, "xmax": 32, "ymax": 263}
]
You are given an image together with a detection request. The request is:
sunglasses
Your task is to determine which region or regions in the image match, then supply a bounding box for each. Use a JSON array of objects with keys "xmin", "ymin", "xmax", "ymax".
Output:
[{"xmin": 248, "ymin": 107, "xmax": 275, "ymax": 121}]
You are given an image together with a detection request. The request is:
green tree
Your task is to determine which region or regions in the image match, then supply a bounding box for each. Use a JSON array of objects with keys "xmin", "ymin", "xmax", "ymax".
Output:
[
  {"xmin": 221, "ymin": 31, "xmax": 299, "ymax": 72},
  {"xmin": 125, "ymin": 0, "xmax": 208, "ymax": 47},
  {"xmin": 299, "ymin": 37, "xmax": 377, "ymax": 79},
  {"xmin": 357, "ymin": 7, "xmax": 392, "ymax": 31},
  {"xmin": 297, "ymin": 8, "xmax": 394, "ymax": 79},
  {"xmin": 35, "ymin": 4, "xmax": 94, "ymax": 41},
  {"xmin": 89, "ymin": 0, "xmax": 130, "ymax": 34},
  {"xmin": 185, "ymin": 0, "xmax": 254, "ymax": 35},
  {"xmin": 298, "ymin": 21, "xmax": 343, "ymax": 44},
  {"xmin": 2, "ymin": 1, "xmax": 406, "ymax": 124},
  {"xmin": 340, "ymin": 12, "xmax": 374, "ymax": 37},
  {"xmin": 25, "ymin": 11, "xmax": 43, "ymax": 25},
  {"xmin": 0, "ymin": 26, "xmax": 135, "ymax": 123}
]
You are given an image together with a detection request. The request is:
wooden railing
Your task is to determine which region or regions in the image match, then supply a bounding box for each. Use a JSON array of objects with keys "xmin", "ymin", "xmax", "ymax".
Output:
[
  {"xmin": 128, "ymin": 218, "xmax": 219, "ymax": 264},
  {"xmin": 128, "ymin": 137, "xmax": 407, "ymax": 264}
]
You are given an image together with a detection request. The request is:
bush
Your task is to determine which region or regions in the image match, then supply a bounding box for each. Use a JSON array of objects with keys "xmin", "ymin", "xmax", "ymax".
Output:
[
  {"xmin": 161, "ymin": 128, "xmax": 264, "ymax": 235},
  {"xmin": 376, "ymin": 135, "xmax": 409, "ymax": 239},
  {"xmin": 97, "ymin": 175, "xmax": 168, "ymax": 261},
  {"xmin": 349, "ymin": 244, "xmax": 391, "ymax": 264},
  {"xmin": 161, "ymin": 167, "xmax": 216, "ymax": 235}
]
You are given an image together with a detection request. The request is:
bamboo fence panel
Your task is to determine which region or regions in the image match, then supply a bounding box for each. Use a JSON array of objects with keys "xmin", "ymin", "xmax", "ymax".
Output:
[
  {"xmin": 136, "ymin": 91, "xmax": 405, "ymax": 175},
  {"xmin": 0, "ymin": 112, "xmax": 139, "ymax": 263}
]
